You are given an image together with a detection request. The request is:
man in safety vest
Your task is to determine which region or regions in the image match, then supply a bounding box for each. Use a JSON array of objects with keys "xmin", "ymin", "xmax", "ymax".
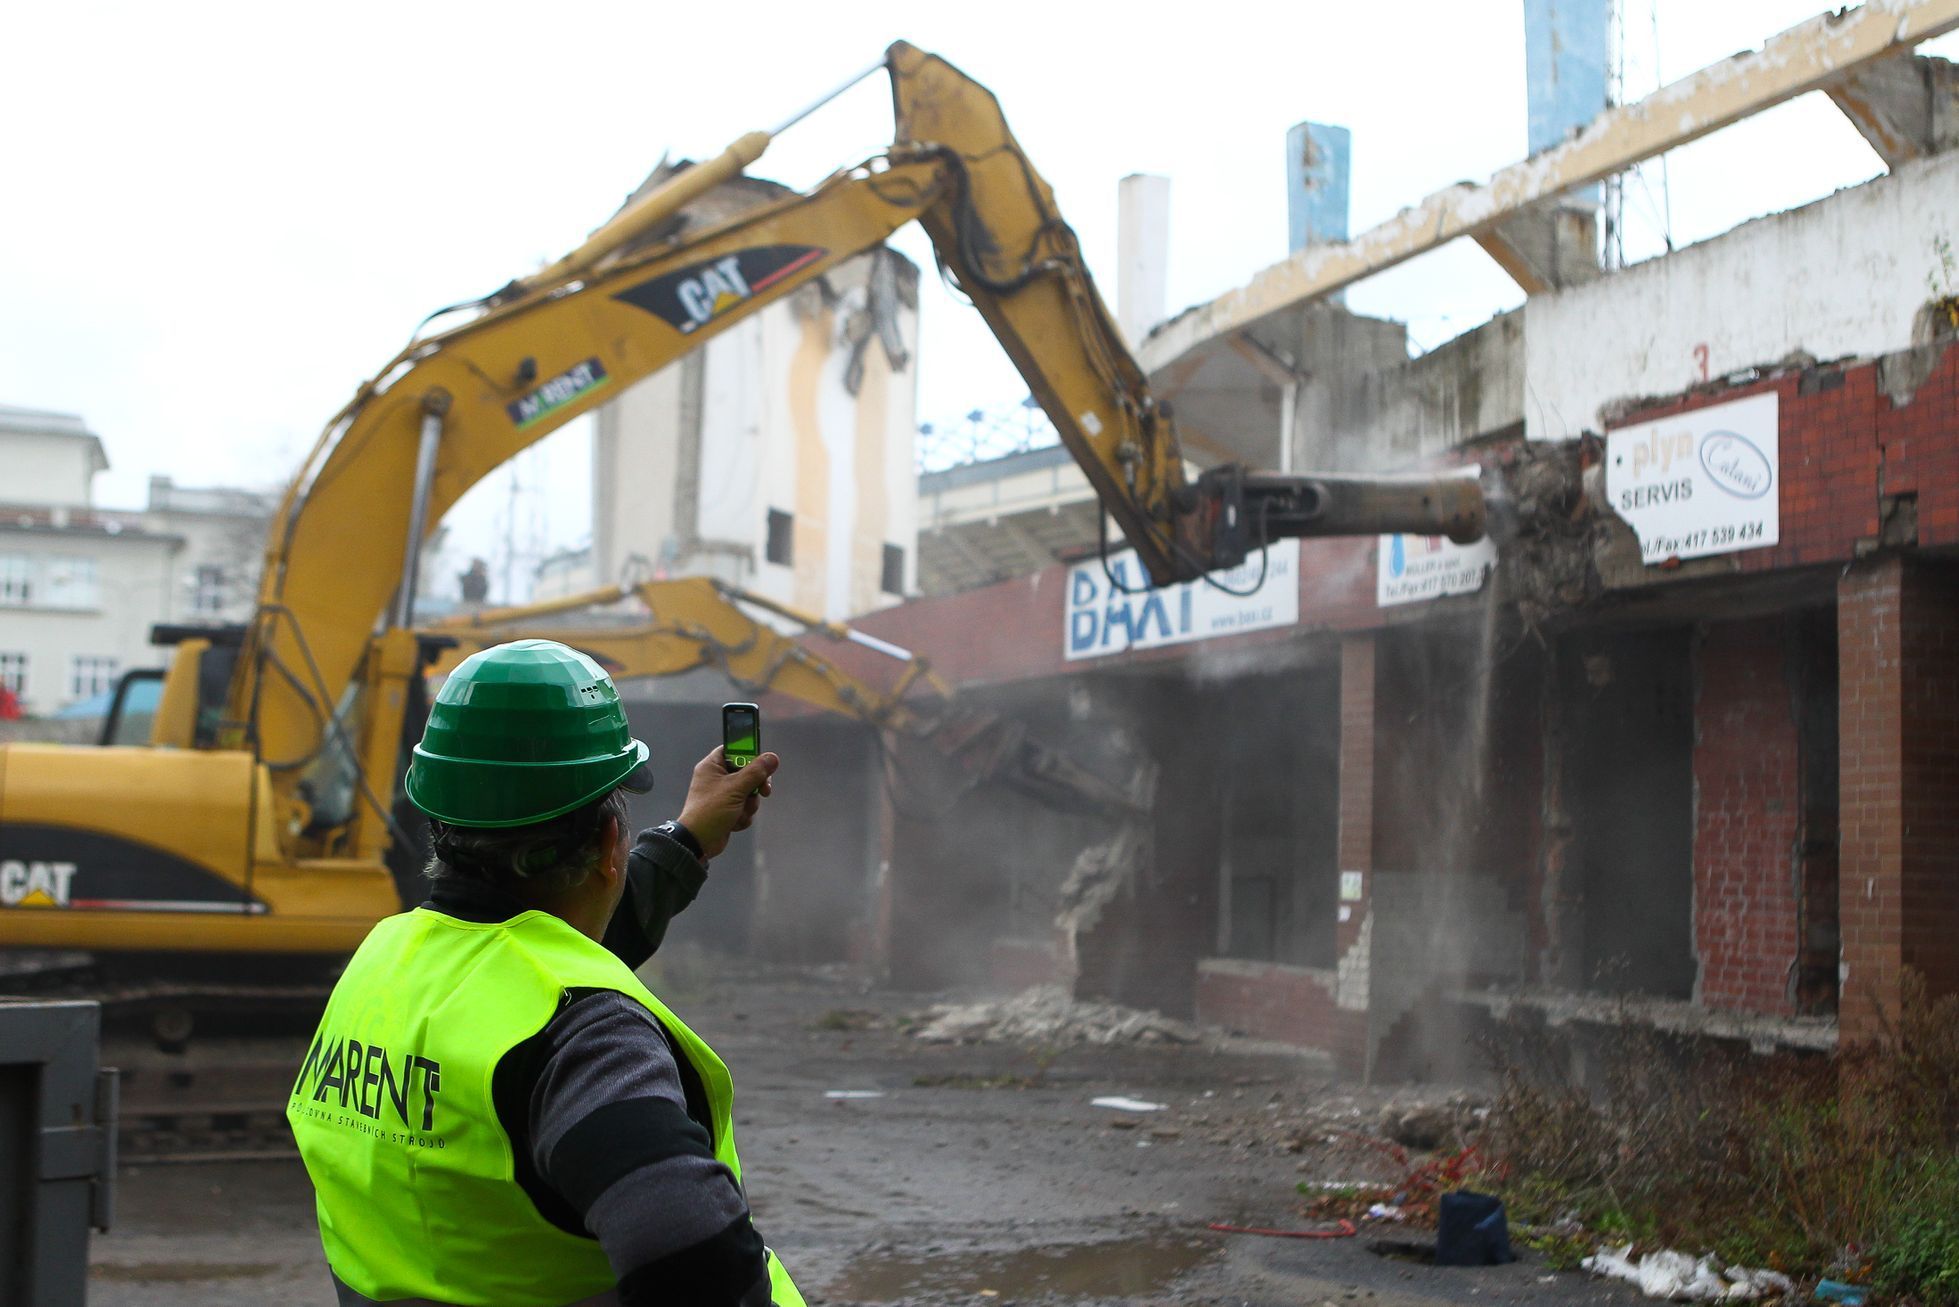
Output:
[{"xmin": 288, "ymin": 639, "xmax": 806, "ymax": 1306}]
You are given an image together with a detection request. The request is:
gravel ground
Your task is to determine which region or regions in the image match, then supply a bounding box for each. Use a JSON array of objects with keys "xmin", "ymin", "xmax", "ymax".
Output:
[{"xmin": 89, "ymin": 959, "xmax": 1649, "ymax": 1306}]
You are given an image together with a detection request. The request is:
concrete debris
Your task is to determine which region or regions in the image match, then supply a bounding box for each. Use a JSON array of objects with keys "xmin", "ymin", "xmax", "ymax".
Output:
[
  {"xmin": 1582, "ymin": 1245, "xmax": 1795, "ymax": 1302},
  {"xmin": 912, "ymin": 985, "xmax": 1200, "ymax": 1047},
  {"xmin": 1488, "ymin": 441, "xmax": 1595, "ymax": 629},
  {"xmin": 1377, "ymin": 1093, "xmax": 1488, "ymax": 1151},
  {"xmin": 1054, "ymin": 762, "xmax": 1157, "ymax": 940}
]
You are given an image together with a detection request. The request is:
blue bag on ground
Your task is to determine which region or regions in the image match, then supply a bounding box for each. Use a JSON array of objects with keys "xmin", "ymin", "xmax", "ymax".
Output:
[{"xmin": 1436, "ymin": 1190, "xmax": 1515, "ymax": 1266}]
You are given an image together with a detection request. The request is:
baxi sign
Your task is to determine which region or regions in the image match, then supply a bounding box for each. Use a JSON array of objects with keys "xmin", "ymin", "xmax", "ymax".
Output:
[
  {"xmin": 1606, "ymin": 391, "xmax": 1779, "ymax": 564},
  {"xmin": 1064, "ymin": 541, "xmax": 1299, "ymax": 661}
]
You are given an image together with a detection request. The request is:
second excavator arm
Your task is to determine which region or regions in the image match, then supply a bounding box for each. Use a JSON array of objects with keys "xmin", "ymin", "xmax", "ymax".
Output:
[{"xmin": 429, "ymin": 578, "xmax": 1143, "ymax": 817}]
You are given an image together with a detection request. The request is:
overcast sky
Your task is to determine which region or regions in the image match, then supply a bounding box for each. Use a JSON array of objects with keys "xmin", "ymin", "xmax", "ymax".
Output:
[{"xmin": 4, "ymin": 1, "xmax": 1948, "ymax": 599}]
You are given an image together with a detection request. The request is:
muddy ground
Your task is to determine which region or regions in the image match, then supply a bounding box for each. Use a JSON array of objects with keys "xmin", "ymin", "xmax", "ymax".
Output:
[{"xmin": 89, "ymin": 959, "xmax": 1646, "ymax": 1305}]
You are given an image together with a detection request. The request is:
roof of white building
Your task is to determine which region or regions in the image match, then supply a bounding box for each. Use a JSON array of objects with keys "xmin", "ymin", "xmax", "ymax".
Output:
[{"xmin": 0, "ymin": 404, "xmax": 108, "ymax": 474}]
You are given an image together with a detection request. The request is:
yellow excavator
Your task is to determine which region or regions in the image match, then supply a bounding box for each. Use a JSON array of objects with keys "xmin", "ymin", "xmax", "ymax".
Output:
[{"xmin": 0, "ymin": 42, "xmax": 1482, "ymax": 963}]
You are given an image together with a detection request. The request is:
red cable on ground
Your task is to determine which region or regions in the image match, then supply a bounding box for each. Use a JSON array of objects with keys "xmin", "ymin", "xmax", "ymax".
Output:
[{"xmin": 1206, "ymin": 1219, "xmax": 1358, "ymax": 1240}]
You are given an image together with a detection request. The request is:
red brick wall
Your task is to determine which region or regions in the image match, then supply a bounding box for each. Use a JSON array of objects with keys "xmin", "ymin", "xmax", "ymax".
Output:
[
  {"xmin": 1875, "ymin": 345, "xmax": 1959, "ymax": 546},
  {"xmin": 1194, "ymin": 960, "xmax": 1364, "ymax": 1074},
  {"xmin": 1693, "ymin": 618, "xmax": 1801, "ymax": 1015},
  {"xmin": 1838, "ymin": 555, "xmax": 1959, "ymax": 1042},
  {"xmin": 1611, "ymin": 343, "xmax": 1959, "ymax": 570}
]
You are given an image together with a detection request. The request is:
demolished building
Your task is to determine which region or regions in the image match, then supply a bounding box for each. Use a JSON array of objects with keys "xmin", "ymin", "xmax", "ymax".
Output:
[{"xmin": 738, "ymin": 2, "xmax": 1959, "ymax": 1080}]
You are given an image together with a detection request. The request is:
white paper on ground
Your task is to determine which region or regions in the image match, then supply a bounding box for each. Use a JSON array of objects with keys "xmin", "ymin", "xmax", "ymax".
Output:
[
  {"xmin": 823, "ymin": 1090, "xmax": 885, "ymax": 1100},
  {"xmin": 1582, "ymin": 1244, "xmax": 1795, "ymax": 1301},
  {"xmin": 1091, "ymin": 1096, "xmax": 1167, "ymax": 1112}
]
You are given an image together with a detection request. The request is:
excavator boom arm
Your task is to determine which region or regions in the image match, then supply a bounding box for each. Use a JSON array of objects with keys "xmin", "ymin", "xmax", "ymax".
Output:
[{"xmin": 236, "ymin": 41, "xmax": 1482, "ymax": 848}]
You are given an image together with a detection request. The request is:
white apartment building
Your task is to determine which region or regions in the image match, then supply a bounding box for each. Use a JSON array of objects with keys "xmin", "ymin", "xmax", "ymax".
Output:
[
  {"xmin": 0, "ymin": 406, "xmax": 276, "ymax": 715},
  {"xmin": 142, "ymin": 475, "xmax": 275, "ymax": 624},
  {"xmin": 0, "ymin": 406, "xmax": 175, "ymax": 713}
]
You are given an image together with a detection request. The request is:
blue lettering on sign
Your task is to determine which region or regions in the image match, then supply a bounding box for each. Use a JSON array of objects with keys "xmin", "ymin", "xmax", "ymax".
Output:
[
  {"xmin": 1068, "ymin": 569, "xmax": 1101, "ymax": 654},
  {"xmin": 1101, "ymin": 596, "xmax": 1137, "ymax": 650},
  {"xmin": 1068, "ymin": 556, "xmax": 1230, "ymax": 658}
]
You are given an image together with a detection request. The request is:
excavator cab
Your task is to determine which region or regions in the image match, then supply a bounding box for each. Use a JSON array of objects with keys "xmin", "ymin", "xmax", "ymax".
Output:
[{"xmin": 96, "ymin": 628, "xmax": 242, "ymax": 748}]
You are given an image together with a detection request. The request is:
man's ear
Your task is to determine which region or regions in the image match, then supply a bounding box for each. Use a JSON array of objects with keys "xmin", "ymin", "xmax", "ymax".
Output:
[{"xmin": 597, "ymin": 812, "xmax": 627, "ymax": 885}]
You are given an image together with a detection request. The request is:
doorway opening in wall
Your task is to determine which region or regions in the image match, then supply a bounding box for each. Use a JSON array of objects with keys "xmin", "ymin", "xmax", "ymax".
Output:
[
  {"xmin": 1558, "ymin": 626, "xmax": 1696, "ymax": 1000},
  {"xmin": 1215, "ymin": 667, "xmax": 1340, "ymax": 969},
  {"xmin": 1793, "ymin": 606, "xmax": 1840, "ymax": 1017}
]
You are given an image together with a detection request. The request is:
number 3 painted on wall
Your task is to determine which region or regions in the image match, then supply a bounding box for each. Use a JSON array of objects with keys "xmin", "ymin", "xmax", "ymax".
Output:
[{"xmin": 1693, "ymin": 342, "xmax": 1710, "ymax": 383}]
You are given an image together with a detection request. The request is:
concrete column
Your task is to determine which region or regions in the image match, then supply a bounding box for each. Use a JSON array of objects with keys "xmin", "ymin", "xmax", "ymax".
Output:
[
  {"xmin": 1334, "ymin": 634, "xmax": 1375, "ymax": 1075},
  {"xmin": 1116, "ymin": 174, "xmax": 1170, "ymax": 347},
  {"xmin": 1336, "ymin": 634, "xmax": 1376, "ymax": 928},
  {"xmin": 1836, "ymin": 556, "xmax": 1959, "ymax": 1043}
]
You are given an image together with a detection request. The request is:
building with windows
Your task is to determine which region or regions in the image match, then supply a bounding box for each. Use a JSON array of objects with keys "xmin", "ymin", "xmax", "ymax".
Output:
[
  {"xmin": 141, "ymin": 475, "xmax": 275, "ymax": 624},
  {"xmin": 0, "ymin": 408, "xmax": 279, "ymax": 716},
  {"xmin": 0, "ymin": 406, "xmax": 179, "ymax": 715}
]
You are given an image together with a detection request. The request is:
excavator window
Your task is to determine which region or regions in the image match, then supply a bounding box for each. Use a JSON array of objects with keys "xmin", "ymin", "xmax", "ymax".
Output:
[{"xmin": 98, "ymin": 668, "xmax": 164, "ymax": 746}]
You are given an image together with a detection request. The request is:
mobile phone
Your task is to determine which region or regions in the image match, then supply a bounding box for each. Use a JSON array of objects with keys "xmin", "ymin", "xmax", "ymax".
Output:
[{"xmin": 722, "ymin": 703, "xmax": 761, "ymax": 773}]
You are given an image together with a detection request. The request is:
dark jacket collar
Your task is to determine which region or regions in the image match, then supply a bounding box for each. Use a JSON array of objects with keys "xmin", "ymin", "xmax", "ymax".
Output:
[{"xmin": 423, "ymin": 875, "xmax": 530, "ymax": 924}]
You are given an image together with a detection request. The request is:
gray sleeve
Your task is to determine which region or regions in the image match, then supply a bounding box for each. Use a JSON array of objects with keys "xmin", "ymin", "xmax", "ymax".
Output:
[{"xmin": 529, "ymin": 991, "xmax": 769, "ymax": 1302}]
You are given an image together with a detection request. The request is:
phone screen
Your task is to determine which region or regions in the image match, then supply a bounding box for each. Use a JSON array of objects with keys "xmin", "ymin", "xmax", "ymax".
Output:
[{"xmin": 722, "ymin": 703, "xmax": 760, "ymax": 773}]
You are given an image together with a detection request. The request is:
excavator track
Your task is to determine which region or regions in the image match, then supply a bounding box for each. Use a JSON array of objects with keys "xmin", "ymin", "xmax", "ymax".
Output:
[{"xmin": 107, "ymin": 1031, "xmax": 309, "ymax": 1165}]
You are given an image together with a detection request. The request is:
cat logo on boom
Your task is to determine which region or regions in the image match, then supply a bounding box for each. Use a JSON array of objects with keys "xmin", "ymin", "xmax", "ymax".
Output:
[
  {"xmin": 0, "ymin": 860, "xmax": 77, "ymax": 908},
  {"xmin": 612, "ymin": 245, "xmax": 826, "ymax": 335}
]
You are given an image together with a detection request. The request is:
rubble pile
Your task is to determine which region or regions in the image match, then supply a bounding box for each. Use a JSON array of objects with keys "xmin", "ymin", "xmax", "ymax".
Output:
[{"xmin": 912, "ymin": 985, "xmax": 1201, "ymax": 1047}]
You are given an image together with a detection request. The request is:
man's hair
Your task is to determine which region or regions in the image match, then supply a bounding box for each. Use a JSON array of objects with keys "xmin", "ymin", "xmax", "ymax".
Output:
[{"xmin": 425, "ymin": 787, "xmax": 631, "ymax": 896}]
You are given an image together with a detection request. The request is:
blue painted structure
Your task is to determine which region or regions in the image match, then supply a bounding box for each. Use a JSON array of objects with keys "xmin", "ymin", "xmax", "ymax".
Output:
[
  {"xmin": 1524, "ymin": 0, "xmax": 1609, "ymax": 203},
  {"xmin": 1285, "ymin": 121, "xmax": 1351, "ymax": 255}
]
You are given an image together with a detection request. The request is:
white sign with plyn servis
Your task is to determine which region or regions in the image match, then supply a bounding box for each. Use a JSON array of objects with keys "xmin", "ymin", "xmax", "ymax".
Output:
[{"xmin": 1606, "ymin": 391, "xmax": 1779, "ymax": 564}]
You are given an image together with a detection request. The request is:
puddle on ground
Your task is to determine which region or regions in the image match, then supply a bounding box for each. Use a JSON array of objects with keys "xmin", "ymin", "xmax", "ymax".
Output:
[
  {"xmin": 828, "ymin": 1234, "xmax": 1217, "ymax": 1301},
  {"xmin": 91, "ymin": 1261, "xmax": 278, "ymax": 1283}
]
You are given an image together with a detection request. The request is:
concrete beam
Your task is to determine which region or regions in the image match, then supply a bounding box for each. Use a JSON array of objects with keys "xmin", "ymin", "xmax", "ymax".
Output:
[
  {"xmin": 1826, "ymin": 52, "xmax": 1959, "ymax": 167},
  {"xmin": 1141, "ymin": 0, "xmax": 1959, "ymax": 375},
  {"xmin": 1472, "ymin": 206, "xmax": 1602, "ymax": 295}
]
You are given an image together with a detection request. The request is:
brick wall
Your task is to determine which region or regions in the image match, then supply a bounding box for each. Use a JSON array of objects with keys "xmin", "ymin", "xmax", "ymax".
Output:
[
  {"xmin": 1194, "ymin": 959, "xmax": 1361, "ymax": 1071},
  {"xmin": 1838, "ymin": 555, "xmax": 1959, "ymax": 1042},
  {"xmin": 1611, "ymin": 341, "xmax": 1959, "ymax": 572},
  {"xmin": 1693, "ymin": 618, "xmax": 1801, "ymax": 1015}
]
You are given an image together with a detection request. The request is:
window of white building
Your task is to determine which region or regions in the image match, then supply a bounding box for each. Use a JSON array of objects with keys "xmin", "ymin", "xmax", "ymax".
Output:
[
  {"xmin": 0, "ymin": 555, "xmax": 31, "ymax": 605},
  {"xmin": 70, "ymin": 654, "xmax": 118, "ymax": 701},
  {"xmin": 0, "ymin": 652, "xmax": 26, "ymax": 695},
  {"xmin": 44, "ymin": 556, "xmax": 99, "ymax": 609},
  {"xmin": 193, "ymin": 564, "xmax": 225, "ymax": 615}
]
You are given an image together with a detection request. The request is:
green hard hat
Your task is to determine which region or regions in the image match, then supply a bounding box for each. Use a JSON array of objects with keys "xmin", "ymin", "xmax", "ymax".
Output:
[{"xmin": 405, "ymin": 639, "xmax": 652, "ymax": 828}]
